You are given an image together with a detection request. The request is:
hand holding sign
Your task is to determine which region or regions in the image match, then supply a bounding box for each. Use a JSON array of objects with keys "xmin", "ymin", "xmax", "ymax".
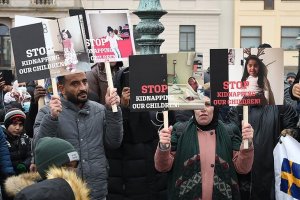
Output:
[
  {"xmin": 292, "ymin": 83, "xmax": 300, "ymax": 99},
  {"xmin": 50, "ymin": 95, "xmax": 62, "ymax": 119},
  {"xmin": 105, "ymin": 87, "xmax": 120, "ymax": 110},
  {"xmin": 121, "ymin": 87, "xmax": 130, "ymax": 107},
  {"xmin": 159, "ymin": 126, "xmax": 173, "ymax": 149},
  {"xmin": 241, "ymin": 120, "xmax": 254, "ymax": 148}
]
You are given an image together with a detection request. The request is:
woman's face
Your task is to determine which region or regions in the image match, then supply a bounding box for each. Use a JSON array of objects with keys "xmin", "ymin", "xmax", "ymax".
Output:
[
  {"xmin": 62, "ymin": 32, "xmax": 68, "ymax": 40},
  {"xmin": 194, "ymin": 96, "xmax": 214, "ymax": 126},
  {"xmin": 247, "ymin": 59, "xmax": 259, "ymax": 77}
]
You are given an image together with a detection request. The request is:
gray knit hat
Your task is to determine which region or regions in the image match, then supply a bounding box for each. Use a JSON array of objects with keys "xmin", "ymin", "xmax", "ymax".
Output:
[{"xmin": 4, "ymin": 108, "xmax": 26, "ymax": 129}]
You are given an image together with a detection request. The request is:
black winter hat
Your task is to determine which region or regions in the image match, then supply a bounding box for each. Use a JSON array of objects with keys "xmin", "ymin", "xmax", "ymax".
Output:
[{"xmin": 286, "ymin": 72, "xmax": 296, "ymax": 80}]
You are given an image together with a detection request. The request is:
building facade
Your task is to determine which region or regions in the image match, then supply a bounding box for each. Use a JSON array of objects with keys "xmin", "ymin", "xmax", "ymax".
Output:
[
  {"xmin": 0, "ymin": 0, "xmax": 233, "ymax": 71},
  {"xmin": 234, "ymin": 0, "xmax": 300, "ymax": 75}
]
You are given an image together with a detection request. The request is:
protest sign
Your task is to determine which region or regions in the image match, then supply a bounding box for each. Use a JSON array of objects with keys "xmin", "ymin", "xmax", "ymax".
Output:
[
  {"xmin": 210, "ymin": 48, "xmax": 284, "ymax": 106},
  {"xmin": 11, "ymin": 15, "xmax": 90, "ymax": 82},
  {"xmin": 70, "ymin": 9, "xmax": 135, "ymax": 63},
  {"xmin": 130, "ymin": 53, "xmax": 206, "ymax": 112}
]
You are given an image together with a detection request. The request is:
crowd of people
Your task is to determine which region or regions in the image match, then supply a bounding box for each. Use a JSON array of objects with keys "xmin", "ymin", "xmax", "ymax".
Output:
[{"xmin": 0, "ymin": 53, "xmax": 299, "ymax": 200}]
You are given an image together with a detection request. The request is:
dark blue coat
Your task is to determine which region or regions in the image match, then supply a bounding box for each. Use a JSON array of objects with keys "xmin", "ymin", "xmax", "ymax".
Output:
[{"xmin": 0, "ymin": 128, "xmax": 14, "ymax": 178}]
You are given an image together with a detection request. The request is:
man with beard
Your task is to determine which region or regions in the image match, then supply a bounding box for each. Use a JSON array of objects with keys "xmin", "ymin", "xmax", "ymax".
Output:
[{"xmin": 33, "ymin": 72, "xmax": 123, "ymax": 200}]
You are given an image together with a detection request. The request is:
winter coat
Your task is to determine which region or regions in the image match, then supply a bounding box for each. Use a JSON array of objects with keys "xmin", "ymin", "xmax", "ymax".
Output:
[
  {"xmin": 33, "ymin": 98, "xmax": 123, "ymax": 200},
  {"xmin": 230, "ymin": 104, "xmax": 298, "ymax": 200},
  {"xmin": 0, "ymin": 129, "xmax": 14, "ymax": 178},
  {"xmin": 4, "ymin": 167, "xmax": 89, "ymax": 200},
  {"xmin": 3, "ymin": 129, "xmax": 31, "ymax": 175},
  {"xmin": 284, "ymin": 81, "xmax": 297, "ymax": 112},
  {"xmin": 290, "ymin": 71, "xmax": 300, "ymax": 101},
  {"xmin": 106, "ymin": 107, "xmax": 168, "ymax": 200}
]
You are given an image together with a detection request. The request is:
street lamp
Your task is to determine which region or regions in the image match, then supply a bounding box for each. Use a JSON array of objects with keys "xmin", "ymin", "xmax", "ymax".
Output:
[{"xmin": 296, "ymin": 33, "xmax": 300, "ymax": 71}]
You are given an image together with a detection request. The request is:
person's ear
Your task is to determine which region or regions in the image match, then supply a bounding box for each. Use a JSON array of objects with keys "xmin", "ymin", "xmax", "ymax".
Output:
[{"xmin": 58, "ymin": 84, "xmax": 65, "ymax": 95}]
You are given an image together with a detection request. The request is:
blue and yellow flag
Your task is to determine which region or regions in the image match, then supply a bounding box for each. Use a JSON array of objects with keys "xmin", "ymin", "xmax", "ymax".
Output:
[
  {"xmin": 274, "ymin": 135, "xmax": 300, "ymax": 200},
  {"xmin": 280, "ymin": 158, "xmax": 300, "ymax": 199}
]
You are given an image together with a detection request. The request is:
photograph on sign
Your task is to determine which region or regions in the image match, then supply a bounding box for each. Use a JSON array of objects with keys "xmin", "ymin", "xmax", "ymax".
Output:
[
  {"xmin": 210, "ymin": 48, "xmax": 284, "ymax": 106},
  {"xmin": 129, "ymin": 53, "xmax": 206, "ymax": 112},
  {"xmin": 52, "ymin": 15, "xmax": 90, "ymax": 77},
  {"xmin": 167, "ymin": 52, "xmax": 206, "ymax": 110},
  {"xmin": 85, "ymin": 9, "xmax": 135, "ymax": 62},
  {"xmin": 11, "ymin": 16, "xmax": 90, "ymax": 82}
]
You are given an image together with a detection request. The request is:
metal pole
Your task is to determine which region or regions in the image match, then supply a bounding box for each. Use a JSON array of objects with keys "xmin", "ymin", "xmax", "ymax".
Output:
[
  {"xmin": 296, "ymin": 33, "xmax": 300, "ymax": 71},
  {"xmin": 298, "ymin": 48, "xmax": 300, "ymax": 71},
  {"xmin": 133, "ymin": 0, "xmax": 167, "ymax": 55}
]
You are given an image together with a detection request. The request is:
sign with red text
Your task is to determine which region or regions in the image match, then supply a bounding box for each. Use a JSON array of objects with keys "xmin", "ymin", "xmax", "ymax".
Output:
[
  {"xmin": 11, "ymin": 16, "xmax": 90, "ymax": 82},
  {"xmin": 70, "ymin": 9, "xmax": 135, "ymax": 63},
  {"xmin": 210, "ymin": 48, "xmax": 284, "ymax": 106},
  {"xmin": 130, "ymin": 53, "xmax": 206, "ymax": 112}
]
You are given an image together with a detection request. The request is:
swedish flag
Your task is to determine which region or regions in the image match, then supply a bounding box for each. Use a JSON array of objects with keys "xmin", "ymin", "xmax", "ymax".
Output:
[{"xmin": 280, "ymin": 158, "xmax": 300, "ymax": 199}]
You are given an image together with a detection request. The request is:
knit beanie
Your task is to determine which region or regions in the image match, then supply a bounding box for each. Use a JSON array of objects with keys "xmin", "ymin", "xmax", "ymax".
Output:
[
  {"xmin": 286, "ymin": 72, "xmax": 296, "ymax": 80},
  {"xmin": 4, "ymin": 108, "xmax": 26, "ymax": 129},
  {"xmin": 35, "ymin": 137, "xmax": 80, "ymax": 179}
]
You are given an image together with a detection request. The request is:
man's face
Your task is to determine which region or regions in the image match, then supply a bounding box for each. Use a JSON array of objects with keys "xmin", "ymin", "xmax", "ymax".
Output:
[
  {"xmin": 60, "ymin": 73, "xmax": 89, "ymax": 105},
  {"xmin": 287, "ymin": 77, "xmax": 295, "ymax": 85}
]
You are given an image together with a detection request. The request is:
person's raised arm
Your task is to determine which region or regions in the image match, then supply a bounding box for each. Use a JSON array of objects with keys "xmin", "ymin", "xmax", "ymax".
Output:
[
  {"xmin": 232, "ymin": 122, "xmax": 254, "ymax": 174},
  {"xmin": 155, "ymin": 126, "xmax": 175, "ymax": 172},
  {"xmin": 103, "ymin": 87, "xmax": 123, "ymax": 149}
]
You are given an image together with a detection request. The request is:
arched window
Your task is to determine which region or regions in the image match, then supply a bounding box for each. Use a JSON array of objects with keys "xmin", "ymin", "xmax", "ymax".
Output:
[{"xmin": 0, "ymin": 24, "xmax": 11, "ymax": 68}]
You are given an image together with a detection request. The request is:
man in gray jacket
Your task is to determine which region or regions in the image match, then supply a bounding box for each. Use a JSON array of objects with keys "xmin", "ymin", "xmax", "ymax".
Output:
[{"xmin": 33, "ymin": 72, "xmax": 123, "ymax": 200}]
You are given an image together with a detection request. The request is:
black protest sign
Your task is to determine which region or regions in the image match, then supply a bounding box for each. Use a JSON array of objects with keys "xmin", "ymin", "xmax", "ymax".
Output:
[
  {"xmin": 130, "ymin": 53, "xmax": 207, "ymax": 112},
  {"xmin": 130, "ymin": 54, "xmax": 168, "ymax": 112},
  {"xmin": 210, "ymin": 48, "xmax": 284, "ymax": 106},
  {"xmin": 11, "ymin": 23, "xmax": 50, "ymax": 82}
]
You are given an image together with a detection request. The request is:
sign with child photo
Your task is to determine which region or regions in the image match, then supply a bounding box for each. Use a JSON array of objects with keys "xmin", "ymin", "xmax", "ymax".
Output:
[
  {"xmin": 70, "ymin": 9, "xmax": 135, "ymax": 63},
  {"xmin": 210, "ymin": 48, "xmax": 284, "ymax": 106},
  {"xmin": 130, "ymin": 52, "xmax": 206, "ymax": 112},
  {"xmin": 11, "ymin": 15, "xmax": 90, "ymax": 82}
]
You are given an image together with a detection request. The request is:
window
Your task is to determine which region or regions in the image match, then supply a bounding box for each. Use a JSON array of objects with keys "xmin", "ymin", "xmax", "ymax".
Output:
[
  {"xmin": 133, "ymin": 25, "xmax": 141, "ymax": 52},
  {"xmin": 281, "ymin": 27, "xmax": 300, "ymax": 50},
  {"xmin": 264, "ymin": 0, "xmax": 274, "ymax": 10},
  {"xmin": 0, "ymin": 24, "xmax": 11, "ymax": 68},
  {"xmin": 32, "ymin": 0, "xmax": 55, "ymax": 5},
  {"xmin": 240, "ymin": 26, "xmax": 261, "ymax": 48},
  {"xmin": 179, "ymin": 25, "xmax": 195, "ymax": 51},
  {"xmin": 0, "ymin": 0, "xmax": 9, "ymax": 4}
]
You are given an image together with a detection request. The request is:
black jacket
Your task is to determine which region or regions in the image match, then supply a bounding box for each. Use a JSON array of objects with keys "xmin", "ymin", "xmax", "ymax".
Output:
[
  {"xmin": 106, "ymin": 107, "xmax": 168, "ymax": 200},
  {"xmin": 5, "ymin": 167, "xmax": 89, "ymax": 200},
  {"xmin": 230, "ymin": 104, "xmax": 298, "ymax": 200},
  {"xmin": 3, "ymin": 129, "xmax": 31, "ymax": 175}
]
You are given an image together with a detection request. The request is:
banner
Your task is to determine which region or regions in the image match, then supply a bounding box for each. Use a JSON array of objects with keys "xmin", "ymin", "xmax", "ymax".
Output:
[
  {"xmin": 130, "ymin": 53, "xmax": 206, "ymax": 112},
  {"xmin": 70, "ymin": 9, "xmax": 135, "ymax": 63},
  {"xmin": 274, "ymin": 135, "xmax": 300, "ymax": 200},
  {"xmin": 11, "ymin": 16, "xmax": 90, "ymax": 82},
  {"xmin": 210, "ymin": 48, "xmax": 284, "ymax": 106}
]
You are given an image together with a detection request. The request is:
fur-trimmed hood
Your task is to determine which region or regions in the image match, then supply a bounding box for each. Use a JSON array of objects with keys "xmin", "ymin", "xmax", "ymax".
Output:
[{"xmin": 5, "ymin": 167, "xmax": 90, "ymax": 200}]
